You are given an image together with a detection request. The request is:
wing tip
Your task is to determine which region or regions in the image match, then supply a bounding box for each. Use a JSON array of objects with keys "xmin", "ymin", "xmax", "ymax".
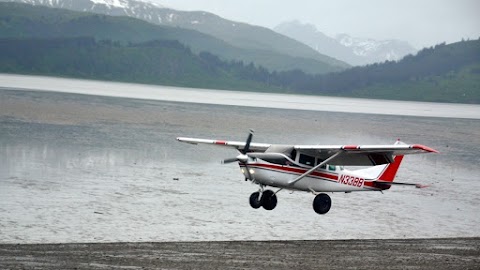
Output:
[
  {"xmin": 412, "ymin": 144, "xmax": 439, "ymax": 153},
  {"xmin": 176, "ymin": 137, "xmax": 198, "ymax": 145}
]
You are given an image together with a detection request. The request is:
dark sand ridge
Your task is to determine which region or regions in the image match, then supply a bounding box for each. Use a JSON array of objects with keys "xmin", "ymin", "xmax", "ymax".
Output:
[{"xmin": 1, "ymin": 238, "xmax": 479, "ymax": 269}]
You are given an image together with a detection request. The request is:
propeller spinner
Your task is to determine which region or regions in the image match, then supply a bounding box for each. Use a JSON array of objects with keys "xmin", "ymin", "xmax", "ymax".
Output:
[{"xmin": 222, "ymin": 130, "xmax": 255, "ymax": 179}]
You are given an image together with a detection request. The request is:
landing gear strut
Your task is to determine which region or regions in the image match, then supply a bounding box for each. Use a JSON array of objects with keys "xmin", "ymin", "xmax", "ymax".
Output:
[
  {"xmin": 312, "ymin": 193, "xmax": 331, "ymax": 214},
  {"xmin": 249, "ymin": 190, "xmax": 277, "ymax": 210}
]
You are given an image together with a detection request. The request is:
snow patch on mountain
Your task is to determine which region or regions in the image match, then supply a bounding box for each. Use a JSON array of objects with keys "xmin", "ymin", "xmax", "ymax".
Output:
[
  {"xmin": 336, "ymin": 34, "xmax": 386, "ymax": 53},
  {"xmin": 274, "ymin": 20, "xmax": 417, "ymax": 66},
  {"xmin": 4, "ymin": 0, "xmax": 164, "ymax": 9},
  {"xmin": 336, "ymin": 34, "xmax": 397, "ymax": 58},
  {"xmin": 167, "ymin": 13, "xmax": 176, "ymax": 22},
  {"xmin": 90, "ymin": 0, "xmax": 127, "ymax": 8}
]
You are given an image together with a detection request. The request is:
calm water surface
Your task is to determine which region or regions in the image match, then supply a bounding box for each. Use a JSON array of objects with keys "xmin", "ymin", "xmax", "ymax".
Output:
[{"xmin": 1, "ymin": 73, "xmax": 479, "ymax": 119}]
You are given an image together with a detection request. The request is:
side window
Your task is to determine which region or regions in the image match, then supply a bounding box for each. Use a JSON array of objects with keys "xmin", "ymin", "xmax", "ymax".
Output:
[
  {"xmin": 290, "ymin": 149, "xmax": 297, "ymax": 160},
  {"xmin": 299, "ymin": 154, "xmax": 315, "ymax": 166},
  {"xmin": 316, "ymin": 159, "xmax": 327, "ymax": 169},
  {"xmin": 328, "ymin": 165, "xmax": 336, "ymax": 171}
]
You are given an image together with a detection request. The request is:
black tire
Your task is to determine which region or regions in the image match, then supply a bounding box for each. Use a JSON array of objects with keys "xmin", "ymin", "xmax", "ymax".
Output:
[
  {"xmin": 313, "ymin": 193, "xmax": 331, "ymax": 214},
  {"xmin": 261, "ymin": 190, "xmax": 277, "ymax": 210},
  {"xmin": 249, "ymin": 192, "xmax": 263, "ymax": 209}
]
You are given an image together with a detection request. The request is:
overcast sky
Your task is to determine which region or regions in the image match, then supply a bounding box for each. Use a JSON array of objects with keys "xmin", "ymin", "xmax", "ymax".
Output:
[{"xmin": 153, "ymin": 0, "xmax": 479, "ymax": 49}]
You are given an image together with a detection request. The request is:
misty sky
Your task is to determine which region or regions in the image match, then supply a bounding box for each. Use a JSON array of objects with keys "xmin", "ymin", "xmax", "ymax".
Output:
[{"xmin": 153, "ymin": 0, "xmax": 479, "ymax": 49}]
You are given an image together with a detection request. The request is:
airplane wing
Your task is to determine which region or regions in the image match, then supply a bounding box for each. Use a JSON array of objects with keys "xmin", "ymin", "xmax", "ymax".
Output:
[
  {"xmin": 176, "ymin": 137, "xmax": 271, "ymax": 152},
  {"xmin": 294, "ymin": 143, "xmax": 438, "ymax": 166},
  {"xmin": 177, "ymin": 136, "xmax": 437, "ymax": 166}
]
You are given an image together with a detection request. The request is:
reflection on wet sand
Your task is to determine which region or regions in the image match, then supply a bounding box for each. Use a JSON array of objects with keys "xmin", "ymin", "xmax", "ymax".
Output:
[{"xmin": 1, "ymin": 88, "xmax": 480, "ymax": 244}]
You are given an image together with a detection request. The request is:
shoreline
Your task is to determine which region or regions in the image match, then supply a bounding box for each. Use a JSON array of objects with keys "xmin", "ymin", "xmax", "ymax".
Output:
[
  {"xmin": 1, "ymin": 236, "xmax": 477, "ymax": 246},
  {"xmin": 2, "ymin": 73, "xmax": 480, "ymax": 119}
]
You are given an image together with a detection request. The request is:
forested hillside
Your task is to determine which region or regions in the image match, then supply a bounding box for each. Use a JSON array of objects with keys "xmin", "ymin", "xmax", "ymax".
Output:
[
  {"xmin": 269, "ymin": 40, "xmax": 480, "ymax": 103},
  {"xmin": 0, "ymin": 2, "xmax": 345, "ymax": 74},
  {"xmin": 0, "ymin": 37, "xmax": 281, "ymax": 91},
  {"xmin": 0, "ymin": 3, "xmax": 478, "ymax": 103},
  {"xmin": 190, "ymin": 39, "xmax": 480, "ymax": 103}
]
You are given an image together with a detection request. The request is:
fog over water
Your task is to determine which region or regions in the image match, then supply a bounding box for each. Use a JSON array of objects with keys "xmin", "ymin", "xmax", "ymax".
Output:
[{"xmin": 1, "ymin": 75, "xmax": 479, "ymax": 243}]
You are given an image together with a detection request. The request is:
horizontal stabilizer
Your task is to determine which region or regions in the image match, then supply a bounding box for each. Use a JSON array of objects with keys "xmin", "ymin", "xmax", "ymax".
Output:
[{"xmin": 369, "ymin": 180, "xmax": 429, "ymax": 189}]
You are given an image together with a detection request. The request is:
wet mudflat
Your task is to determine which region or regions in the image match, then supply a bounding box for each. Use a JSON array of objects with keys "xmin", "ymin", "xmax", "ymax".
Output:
[
  {"xmin": 1, "ymin": 238, "xmax": 479, "ymax": 270},
  {"xmin": 1, "ymin": 77, "xmax": 480, "ymax": 270},
  {"xmin": 1, "ymin": 79, "xmax": 480, "ymax": 269},
  {"xmin": 1, "ymin": 88, "xmax": 480, "ymax": 244}
]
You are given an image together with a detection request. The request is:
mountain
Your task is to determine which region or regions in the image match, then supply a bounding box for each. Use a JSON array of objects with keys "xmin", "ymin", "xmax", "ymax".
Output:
[
  {"xmin": 274, "ymin": 20, "xmax": 417, "ymax": 66},
  {"xmin": 1, "ymin": 3, "xmax": 476, "ymax": 103},
  {"xmin": 263, "ymin": 39, "xmax": 480, "ymax": 103},
  {"xmin": 2, "ymin": 9, "xmax": 478, "ymax": 104},
  {"xmin": 0, "ymin": 3, "xmax": 286, "ymax": 92},
  {"xmin": 0, "ymin": 3, "xmax": 250, "ymax": 61},
  {"xmin": 0, "ymin": 36, "xmax": 285, "ymax": 91},
  {"xmin": 335, "ymin": 33, "xmax": 417, "ymax": 64},
  {"xmin": 0, "ymin": 0, "xmax": 349, "ymax": 74}
]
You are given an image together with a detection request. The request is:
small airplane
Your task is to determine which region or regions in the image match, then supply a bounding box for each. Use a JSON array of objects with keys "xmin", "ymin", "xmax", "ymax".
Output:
[{"xmin": 177, "ymin": 130, "xmax": 438, "ymax": 215}]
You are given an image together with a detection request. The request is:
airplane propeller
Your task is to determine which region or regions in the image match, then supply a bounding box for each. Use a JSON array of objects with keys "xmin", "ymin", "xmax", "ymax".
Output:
[{"xmin": 222, "ymin": 129, "xmax": 255, "ymax": 179}]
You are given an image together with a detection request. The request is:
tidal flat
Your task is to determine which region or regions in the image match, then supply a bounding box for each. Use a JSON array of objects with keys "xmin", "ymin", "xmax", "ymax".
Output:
[{"xmin": 1, "ymin": 86, "xmax": 479, "ymax": 244}]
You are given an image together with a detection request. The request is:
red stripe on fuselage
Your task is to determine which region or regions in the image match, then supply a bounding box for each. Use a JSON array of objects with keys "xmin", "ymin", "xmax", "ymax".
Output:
[
  {"xmin": 243, "ymin": 163, "xmax": 338, "ymax": 181},
  {"xmin": 215, "ymin": 140, "xmax": 227, "ymax": 145},
  {"xmin": 240, "ymin": 163, "xmax": 382, "ymax": 191}
]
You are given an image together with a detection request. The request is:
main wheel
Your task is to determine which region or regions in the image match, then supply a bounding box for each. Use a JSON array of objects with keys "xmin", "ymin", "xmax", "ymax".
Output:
[
  {"xmin": 313, "ymin": 193, "xmax": 331, "ymax": 214},
  {"xmin": 249, "ymin": 192, "xmax": 263, "ymax": 209},
  {"xmin": 261, "ymin": 190, "xmax": 277, "ymax": 210}
]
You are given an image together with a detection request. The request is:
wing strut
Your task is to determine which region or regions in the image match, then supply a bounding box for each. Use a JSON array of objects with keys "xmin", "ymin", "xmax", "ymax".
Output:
[{"xmin": 287, "ymin": 151, "xmax": 343, "ymax": 186}]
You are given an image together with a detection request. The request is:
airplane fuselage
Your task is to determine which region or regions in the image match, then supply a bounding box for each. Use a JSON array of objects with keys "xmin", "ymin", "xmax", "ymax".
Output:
[{"xmin": 240, "ymin": 159, "xmax": 380, "ymax": 193}]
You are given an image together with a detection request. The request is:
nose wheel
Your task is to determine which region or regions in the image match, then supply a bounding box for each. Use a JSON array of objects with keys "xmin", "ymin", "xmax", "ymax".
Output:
[{"xmin": 249, "ymin": 190, "xmax": 277, "ymax": 210}]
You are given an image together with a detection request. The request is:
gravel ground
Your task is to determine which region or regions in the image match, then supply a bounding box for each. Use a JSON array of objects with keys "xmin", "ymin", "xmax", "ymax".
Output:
[{"xmin": 1, "ymin": 238, "xmax": 479, "ymax": 269}]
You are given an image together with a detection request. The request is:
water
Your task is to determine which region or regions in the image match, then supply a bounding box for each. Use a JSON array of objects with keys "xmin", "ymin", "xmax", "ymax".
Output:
[
  {"xmin": 1, "ymin": 73, "xmax": 480, "ymax": 119},
  {"xmin": 1, "ymin": 76, "xmax": 479, "ymax": 244}
]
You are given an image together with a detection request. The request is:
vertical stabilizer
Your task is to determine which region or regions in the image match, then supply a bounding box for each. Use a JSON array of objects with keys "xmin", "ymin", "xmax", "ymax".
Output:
[{"xmin": 377, "ymin": 155, "xmax": 404, "ymax": 182}]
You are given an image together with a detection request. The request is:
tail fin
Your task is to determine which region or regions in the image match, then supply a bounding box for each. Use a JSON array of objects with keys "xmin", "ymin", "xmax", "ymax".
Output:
[
  {"xmin": 377, "ymin": 139, "xmax": 406, "ymax": 182},
  {"xmin": 377, "ymin": 155, "xmax": 404, "ymax": 182}
]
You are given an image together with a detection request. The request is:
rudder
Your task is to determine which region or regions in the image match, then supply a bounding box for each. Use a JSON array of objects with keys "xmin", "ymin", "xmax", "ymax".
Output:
[{"xmin": 377, "ymin": 155, "xmax": 404, "ymax": 182}]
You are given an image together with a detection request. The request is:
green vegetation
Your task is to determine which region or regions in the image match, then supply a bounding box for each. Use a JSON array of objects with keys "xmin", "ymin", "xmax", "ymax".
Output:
[
  {"xmin": 0, "ymin": 37, "xmax": 282, "ymax": 91},
  {"xmin": 0, "ymin": 2, "xmax": 344, "ymax": 74},
  {"xmin": 198, "ymin": 39, "xmax": 480, "ymax": 103},
  {"xmin": 271, "ymin": 40, "xmax": 480, "ymax": 103},
  {"xmin": 350, "ymin": 64, "xmax": 480, "ymax": 103},
  {"xmin": 155, "ymin": 10, "xmax": 349, "ymax": 70},
  {"xmin": 0, "ymin": 3, "xmax": 478, "ymax": 103}
]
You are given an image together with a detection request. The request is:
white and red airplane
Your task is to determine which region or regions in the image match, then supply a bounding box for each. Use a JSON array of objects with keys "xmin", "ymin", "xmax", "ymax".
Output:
[{"xmin": 177, "ymin": 130, "xmax": 438, "ymax": 215}]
